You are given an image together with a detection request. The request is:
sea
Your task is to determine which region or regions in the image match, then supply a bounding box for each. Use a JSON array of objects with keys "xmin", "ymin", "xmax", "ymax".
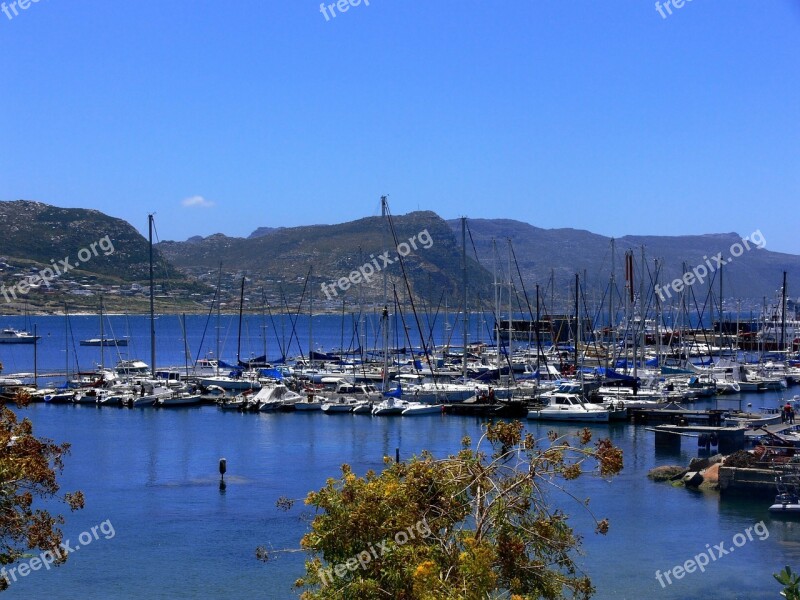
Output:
[{"xmin": 1, "ymin": 313, "xmax": 798, "ymax": 599}]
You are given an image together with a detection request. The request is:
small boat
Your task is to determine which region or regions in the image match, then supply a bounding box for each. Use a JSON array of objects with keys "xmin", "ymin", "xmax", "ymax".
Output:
[
  {"xmin": 401, "ymin": 402, "xmax": 444, "ymax": 416},
  {"xmin": 769, "ymin": 491, "xmax": 800, "ymax": 514},
  {"xmin": 249, "ymin": 384, "xmax": 303, "ymax": 412},
  {"xmin": 96, "ymin": 390, "xmax": 132, "ymax": 406},
  {"xmin": 527, "ymin": 392, "xmax": 611, "ymax": 423},
  {"xmin": 0, "ymin": 328, "xmax": 40, "ymax": 344},
  {"xmin": 44, "ymin": 390, "xmax": 76, "ymax": 404},
  {"xmin": 155, "ymin": 391, "xmax": 203, "ymax": 407},
  {"xmin": 73, "ymin": 390, "xmax": 102, "ymax": 404},
  {"xmin": 218, "ymin": 397, "xmax": 248, "ymax": 411},
  {"xmin": 321, "ymin": 397, "xmax": 359, "ymax": 413},
  {"xmin": 351, "ymin": 400, "xmax": 374, "ymax": 414},
  {"xmin": 372, "ymin": 397, "xmax": 409, "ymax": 416},
  {"xmin": 294, "ymin": 394, "xmax": 325, "ymax": 411},
  {"xmin": 79, "ymin": 337, "xmax": 129, "ymax": 347},
  {"xmin": 128, "ymin": 385, "xmax": 173, "ymax": 408}
]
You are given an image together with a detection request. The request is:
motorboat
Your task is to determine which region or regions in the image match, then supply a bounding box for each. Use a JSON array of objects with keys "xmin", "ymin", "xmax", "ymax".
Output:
[
  {"xmin": 43, "ymin": 390, "xmax": 76, "ymax": 404},
  {"xmin": 372, "ymin": 397, "xmax": 409, "ymax": 416},
  {"xmin": 401, "ymin": 402, "xmax": 444, "ymax": 416},
  {"xmin": 128, "ymin": 384, "xmax": 173, "ymax": 408},
  {"xmin": 248, "ymin": 384, "xmax": 303, "ymax": 412},
  {"xmin": 294, "ymin": 394, "xmax": 325, "ymax": 411},
  {"xmin": 155, "ymin": 390, "xmax": 203, "ymax": 407},
  {"xmin": 769, "ymin": 472, "xmax": 800, "ymax": 515},
  {"xmin": 0, "ymin": 328, "xmax": 40, "ymax": 344},
  {"xmin": 527, "ymin": 392, "xmax": 611, "ymax": 423},
  {"xmin": 321, "ymin": 397, "xmax": 359, "ymax": 413},
  {"xmin": 351, "ymin": 400, "xmax": 374, "ymax": 414},
  {"xmin": 200, "ymin": 374, "xmax": 262, "ymax": 391}
]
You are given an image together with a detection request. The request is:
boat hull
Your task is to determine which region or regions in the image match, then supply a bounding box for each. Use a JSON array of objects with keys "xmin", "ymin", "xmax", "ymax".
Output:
[
  {"xmin": 402, "ymin": 404, "xmax": 444, "ymax": 416},
  {"xmin": 527, "ymin": 409, "xmax": 610, "ymax": 423}
]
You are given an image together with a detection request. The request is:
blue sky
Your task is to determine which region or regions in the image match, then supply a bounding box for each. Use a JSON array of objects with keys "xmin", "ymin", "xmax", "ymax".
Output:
[{"xmin": 1, "ymin": 1, "xmax": 798, "ymax": 252}]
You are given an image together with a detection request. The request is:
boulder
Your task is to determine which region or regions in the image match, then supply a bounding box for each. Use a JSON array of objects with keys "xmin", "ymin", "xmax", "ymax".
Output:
[
  {"xmin": 703, "ymin": 463, "xmax": 721, "ymax": 484},
  {"xmin": 648, "ymin": 465, "xmax": 687, "ymax": 482},
  {"xmin": 682, "ymin": 471, "xmax": 705, "ymax": 487},
  {"xmin": 689, "ymin": 457, "xmax": 710, "ymax": 471}
]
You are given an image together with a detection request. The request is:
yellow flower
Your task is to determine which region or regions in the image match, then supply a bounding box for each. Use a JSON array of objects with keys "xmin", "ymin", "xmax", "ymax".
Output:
[{"xmin": 414, "ymin": 560, "xmax": 436, "ymax": 579}]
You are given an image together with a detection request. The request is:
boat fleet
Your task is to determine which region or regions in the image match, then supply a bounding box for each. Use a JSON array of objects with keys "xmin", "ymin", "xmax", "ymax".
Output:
[{"xmin": 5, "ymin": 335, "xmax": 800, "ymax": 422}]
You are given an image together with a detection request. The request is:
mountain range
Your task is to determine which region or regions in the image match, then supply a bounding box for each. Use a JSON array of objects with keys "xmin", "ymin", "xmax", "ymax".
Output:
[{"xmin": 0, "ymin": 200, "xmax": 797, "ymax": 313}]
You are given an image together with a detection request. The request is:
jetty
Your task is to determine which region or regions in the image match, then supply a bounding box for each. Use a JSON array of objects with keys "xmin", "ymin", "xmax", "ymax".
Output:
[{"xmin": 649, "ymin": 424, "xmax": 746, "ymax": 453}]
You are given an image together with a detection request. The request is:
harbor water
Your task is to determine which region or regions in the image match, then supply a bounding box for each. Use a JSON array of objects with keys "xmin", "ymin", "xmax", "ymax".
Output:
[{"xmin": 1, "ymin": 315, "xmax": 799, "ymax": 599}]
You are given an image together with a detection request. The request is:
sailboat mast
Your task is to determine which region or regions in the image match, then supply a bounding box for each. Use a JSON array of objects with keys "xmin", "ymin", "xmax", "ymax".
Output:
[
  {"xmin": 381, "ymin": 197, "xmax": 389, "ymax": 390},
  {"xmin": 148, "ymin": 214, "xmax": 156, "ymax": 374},
  {"xmin": 64, "ymin": 302, "xmax": 69, "ymax": 382},
  {"xmin": 608, "ymin": 238, "xmax": 615, "ymax": 373},
  {"xmin": 216, "ymin": 263, "xmax": 222, "ymax": 375},
  {"xmin": 493, "ymin": 239, "xmax": 500, "ymax": 372},
  {"xmin": 461, "ymin": 216, "xmax": 468, "ymax": 381},
  {"xmin": 719, "ymin": 262, "xmax": 724, "ymax": 351},
  {"xmin": 574, "ymin": 273, "xmax": 579, "ymax": 372},
  {"xmin": 33, "ymin": 323, "xmax": 38, "ymax": 388},
  {"xmin": 99, "ymin": 296, "xmax": 105, "ymax": 371},
  {"xmin": 781, "ymin": 271, "xmax": 788, "ymax": 352},
  {"xmin": 507, "ymin": 239, "xmax": 513, "ymax": 372},
  {"xmin": 237, "ymin": 276, "xmax": 245, "ymax": 364},
  {"xmin": 308, "ymin": 270, "xmax": 313, "ymax": 366},
  {"xmin": 535, "ymin": 284, "xmax": 541, "ymax": 374}
]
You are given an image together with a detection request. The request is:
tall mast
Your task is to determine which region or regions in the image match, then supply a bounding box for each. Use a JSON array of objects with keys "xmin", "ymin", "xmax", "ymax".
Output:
[
  {"xmin": 507, "ymin": 239, "xmax": 513, "ymax": 377},
  {"xmin": 654, "ymin": 259, "xmax": 660, "ymax": 368},
  {"xmin": 215, "ymin": 263, "xmax": 222, "ymax": 375},
  {"xmin": 535, "ymin": 284, "xmax": 541, "ymax": 374},
  {"xmin": 781, "ymin": 271, "xmax": 788, "ymax": 352},
  {"xmin": 237, "ymin": 275, "xmax": 245, "ymax": 364},
  {"xmin": 608, "ymin": 238, "xmax": 615, "ymax": 372},
  {"xmin": 574, "ymin": 273, "xmax": 579, "ymax": 373},
  {"xmin": 308, "ymin": 270, "xmax": 313, "ymax": 365},
  {"xmin": 64, "ymin": 302, "xmax": 69, "ymax": 381},
  {"xmin": 493, "ymin": 239, "xmax": 500, "ymax": 372},
  {"xmin": 381, "ymin": 197, "xmax": 390, "ymax": 390},
  {"xmin": 461, "ymin": 216, "xmax": 468, "ymax": 380},
  {"xmin": 148, "ymin": 214, "xmax": 156, "ymax": 374},
  {"xmin": 99, "ymin": 295, "xmax": 105, "ymax": 371},
  {"xmin": 719, "ymin": 262, "xmax": 724, "ymax": 351},
  {"xmin": 640, "ymin": 245, "xmax": 645, "ymax": 373}
]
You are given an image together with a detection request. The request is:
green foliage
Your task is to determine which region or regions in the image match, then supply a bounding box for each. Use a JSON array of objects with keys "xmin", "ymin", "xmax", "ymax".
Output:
[
  {"xmin": 775, "ymin": 566, "xmax": 800, "ymax": 600},
  {"xmin": 0, "ymin": 388, "xmax": 84, "ymax": 591},
  {"xmin": 288, "ymin": 421, "xmax": 623, "ymax": 599}
]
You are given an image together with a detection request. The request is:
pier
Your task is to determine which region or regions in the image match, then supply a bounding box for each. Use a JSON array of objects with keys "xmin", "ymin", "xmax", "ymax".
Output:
[{"xmin": 649, "ymin": 424, "xmax": 746, "ymax": 453}]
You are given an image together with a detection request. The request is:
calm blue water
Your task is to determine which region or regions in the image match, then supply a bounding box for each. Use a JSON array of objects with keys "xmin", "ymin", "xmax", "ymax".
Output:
[
  {"xmin": 0, "ymin": 312, "xmax": 480, "ymax": 378},
  {"xmin": 1, "ymin": 316, "xmax": 799, "ymax": 599}
]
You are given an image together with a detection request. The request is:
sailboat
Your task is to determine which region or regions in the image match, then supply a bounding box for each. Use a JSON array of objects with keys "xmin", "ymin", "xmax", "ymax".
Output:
[{"xmin": 80, "ymin": 298, "xmax": 128, "ymax": 347}]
